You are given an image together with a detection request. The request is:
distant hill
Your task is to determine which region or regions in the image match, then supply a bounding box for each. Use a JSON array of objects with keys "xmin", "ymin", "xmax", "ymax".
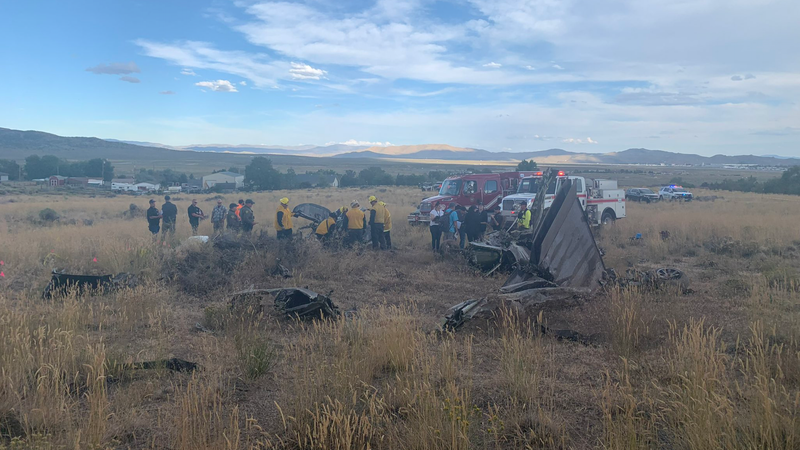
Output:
[{"xmin": 0, "ymin": 127, "xmax": 795, "ymax": 168}]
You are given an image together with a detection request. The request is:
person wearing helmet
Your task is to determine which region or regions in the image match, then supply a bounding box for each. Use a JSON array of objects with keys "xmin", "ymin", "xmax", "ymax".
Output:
[
  {"xmin": 274, "ymin": 197, "xmax": 294, "ymax": 240},
  {"xmin": 240, "ymin": 199, "xmax": 256, "ymax": 234},
  {"xmin": 380, "ymin": 201, "xmax": 392, "ymax": 249},
  {"xmin": 368, "ymin": 196, "xmax": 387, "ymax": 250},
  {"xmin": 343, "ymin": 200, "xmax": 365, "ymax": 248},
  {"xmin": 315, "ymin": 211, "xmax": 338, "ymax": 244}
]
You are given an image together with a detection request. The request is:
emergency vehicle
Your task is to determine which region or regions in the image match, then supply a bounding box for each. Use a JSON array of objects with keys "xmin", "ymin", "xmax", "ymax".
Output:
[
  {"xmin": 658, "ymin": 185, "xmax": 693, "ymax": 201},
  {"xmin": 500, "ymin": 171, "xmax": 626, "ymax": 226},
  {"xmin": 407, "ymin": 171, "xmax": 538, "ymax": 225}
]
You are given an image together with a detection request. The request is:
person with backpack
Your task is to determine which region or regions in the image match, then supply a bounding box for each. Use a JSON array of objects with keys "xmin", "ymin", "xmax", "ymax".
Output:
[
  {"xmin": 429, "ymin": 202, "xmax": 444, "ymax": 251},
  {"xmin": 464, "ymin": 205, "xmax": 482, "ymax": 244},
  {"xmin": 443, "ymin": 202, "xmax": 459, "ymax": 242}
]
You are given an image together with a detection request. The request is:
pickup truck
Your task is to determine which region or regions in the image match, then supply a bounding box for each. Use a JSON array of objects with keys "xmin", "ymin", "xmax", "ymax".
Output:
[
  {"xmin": 407, "ymin": 171, "xmax": 539, "ymax": 225},
  {"xmin": 500, "ymin": 174, "xmax": 626, "ymax": 226}
]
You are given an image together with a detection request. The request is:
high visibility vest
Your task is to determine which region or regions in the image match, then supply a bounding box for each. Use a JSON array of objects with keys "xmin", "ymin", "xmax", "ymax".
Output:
[
  {"xmin": 274, "ymin": 204, "xmax": 293, "ymax": 231},
  {"xmin": 315, "ymin": 217, "xmax": 336, "ymax": 235},
  {"xmin": 371, "ymin": 202, "xmax": 386, "ymax": 224},
  {"xmin": 383, "ymin": 207, "xmax": 392, "ymax": 231},
  {"xmin": 517, "ymin": 209, "xmax": 531, "ymax": 229},
  {"xmin": 235, "ymin": 204, "xmax": 243, "ymax": 218},
  {"xmin": 346, "ymin": 208, "xmax": 365, "ymax": 229}
]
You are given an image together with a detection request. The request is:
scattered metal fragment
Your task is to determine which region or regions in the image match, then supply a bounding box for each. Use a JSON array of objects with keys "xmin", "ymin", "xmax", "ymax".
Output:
[
  {"xmin": 274, "ymin": 287, "xmax": 339, "ymax": 319},
  {"xmin": 42, "ymin": 270, "xmax": 138, "ymax": 299},
  {"xmin": 115, "ymin": 358, "xmax": 199, "ymax": 374}
]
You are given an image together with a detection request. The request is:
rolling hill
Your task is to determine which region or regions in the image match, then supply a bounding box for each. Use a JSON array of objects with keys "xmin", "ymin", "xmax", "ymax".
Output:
[{"xmin": 0, "ymin": 127, "xmax": 795, "ymax": 169}]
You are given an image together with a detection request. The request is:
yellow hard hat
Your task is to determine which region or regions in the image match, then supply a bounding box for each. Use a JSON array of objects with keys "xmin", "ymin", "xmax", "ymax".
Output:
[
  {"xmin": 280, "ymin": 197, "xmax": 289, "ymax": 205},
  {"xmin": 368, "ymin": 195, "xmax": 377, "ymax": 202}
]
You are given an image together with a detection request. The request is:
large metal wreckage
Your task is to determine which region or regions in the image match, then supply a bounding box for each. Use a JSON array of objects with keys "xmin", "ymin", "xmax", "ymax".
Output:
[{"xmin": 444, "ymin": 170, "xmax": 689, "ymax": 336}]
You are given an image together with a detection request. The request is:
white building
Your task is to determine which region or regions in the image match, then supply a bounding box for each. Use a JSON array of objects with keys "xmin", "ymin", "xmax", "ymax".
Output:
[
  {"xmin": 111, "ymin": 182, "xmax": 137, "ymax": 192},
  {"xmin": 203, "ymin": 171, "xmax": 245, "ymax": 190},
  {"xmin": 134, "ymin": 182, "xmax": 160, "ymax": 191},
  {"xmin": 0, "ymin": 172, "xmax": 8, "ymax": 182}
]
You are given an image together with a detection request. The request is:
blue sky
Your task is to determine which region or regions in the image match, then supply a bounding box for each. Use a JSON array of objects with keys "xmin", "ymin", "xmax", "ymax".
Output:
[{"xmin": 1, "ymin": 0, "xmax": 798, "ymax": 156}]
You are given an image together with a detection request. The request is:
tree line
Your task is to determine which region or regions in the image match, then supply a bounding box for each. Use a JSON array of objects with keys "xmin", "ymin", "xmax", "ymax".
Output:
[
  {"xmin": 703, "ymin": 166, "xmax": 800, "ymax": 196},
  {"xmin": 0, "ymin": 155, "xmax": 115, "ymax": 181}
]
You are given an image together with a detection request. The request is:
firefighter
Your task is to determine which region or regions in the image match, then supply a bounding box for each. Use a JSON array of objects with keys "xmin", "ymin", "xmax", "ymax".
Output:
[
  {"xmin": 516, "ymin": 202, "xmax": 531, "ymax": 230},
  {"xmin": 344, "ymin": 201, "xmax": 365, "ymax": 247},
  {"xmin": 315, "ymin": 212, "xmax": 338, "ymax": 243},
  {"xmin": 368, "ymin": 195, "xmax": 387, "ymax": 250},
  {"xmin": 380, "ymin": 201, "xmax": 392, "ymax": 249},
  {"xmin": 274, "ymin": 197, "xmax": 294, "ymax": 240}
]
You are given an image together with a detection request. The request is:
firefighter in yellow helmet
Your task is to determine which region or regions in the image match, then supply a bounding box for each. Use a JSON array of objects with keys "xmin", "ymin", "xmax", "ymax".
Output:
[
  {"xmin": 315, "ymin": 211, "xmax": 338, "ymax": 244},
  {"xmin": 516, "ymin": 202, "xmax": 531, "ymax": 230},
  {"xmin": 274, "ymin": 197, "xmax": 295, "ymax": 240},
  {"xmin": 368, "ymin": 195, "xmax": 387, "ymax": 250},
  {"xmin": 379, "ymin": 201, "xmax": 392, "ymax": 249},
  {"xmin": 343, "ymin": 200, "xmax": 366, "ymax": 248}
]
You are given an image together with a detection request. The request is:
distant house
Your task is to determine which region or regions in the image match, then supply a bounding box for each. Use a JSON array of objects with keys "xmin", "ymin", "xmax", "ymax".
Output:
[
  {"xmin": 295, "ymin": 174, "xmax": 340, "ymax": 188},
  {"xmin": 134, "ymin": 182, "xmax": 160, "ymax": 192},
  {"xmin": 203, "ymin": 171, "xmax": 244, "ymax": 190},
  {"xmin": 112, "ymin": 177, "xmax": 135, "ymax": 185},
  {"xmin": 111, "ymin": 182, "xmax": 137, "ymax": 192},
  {"xmin": 66, "ymin": 177, "xmax": 89, "ymax": 186},
  {"xmin": 87, "ymin": 179, "xmax": 104, "ymax": 186},
  {"xmin": 49, "ymin": 175, "xmax": 66, "ymax": 187},
  {"xmin": 0, "ymin": 172, "xmax": 8, "ymax": 182}
]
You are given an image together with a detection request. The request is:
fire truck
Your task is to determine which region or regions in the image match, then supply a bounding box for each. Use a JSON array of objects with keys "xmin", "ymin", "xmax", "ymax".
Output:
[
  {"xmin": 407, "ymin": 171, "xmax": 539, "ymax": 225},
  {"xmin": 500, "ymin": 171, "xmax": 626, "ymax": 226}
]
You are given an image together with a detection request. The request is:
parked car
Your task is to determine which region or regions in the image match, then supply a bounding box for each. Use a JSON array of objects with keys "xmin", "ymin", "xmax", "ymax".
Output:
[
  {"xmin": 659, "ymin": 185, "xmax": 693, "ymax": 201},
  {"xmin": 625, "ymin": 188, "xmax": 660, "ymax": 203}
]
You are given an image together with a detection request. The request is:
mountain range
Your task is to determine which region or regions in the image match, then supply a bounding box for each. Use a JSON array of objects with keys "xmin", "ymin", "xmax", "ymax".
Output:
[{"xmin": 0, "ymin": 127, "xmax": 796, "ymax": 167}]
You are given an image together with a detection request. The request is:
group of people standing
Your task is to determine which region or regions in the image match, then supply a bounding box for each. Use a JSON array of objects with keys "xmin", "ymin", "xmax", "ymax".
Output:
[
  {"xmin": 427, "ymin": 201, "xmax": 530, "ymax": 251},
  {"xmin": 144, "ymin": 195, "xmax": 392, "ymax": 250},
  {"xmin": 146, "ymin": 196, "xmax": 255, "ymax": 240},
  {"xmin": 317, "ymin": 196, "xmax": 393, "ymax": 250}
]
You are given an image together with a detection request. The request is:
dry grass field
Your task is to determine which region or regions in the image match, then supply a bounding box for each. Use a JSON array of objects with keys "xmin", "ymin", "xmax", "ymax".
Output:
[{"xmin": 1, "ymin": 187, "xmax": 799, "ymax": 449}]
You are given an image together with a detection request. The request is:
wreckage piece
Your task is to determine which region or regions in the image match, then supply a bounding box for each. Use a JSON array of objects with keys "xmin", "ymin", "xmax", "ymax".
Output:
[
  {"xmin": 274, "ymin": 287, "xmax": 340, "ymax": 319},
  {"xmin": 500, "ymin": 267, "xmax": 557, "ymax": 293},
  {"xmin": 42, "ymin": 270, "xmax": 138, "ymax": 299},
  {"xmin": 293, "ymin": 203, "xmax": 332, "ymax": 230},
  {"xmin": 529, "ymin": 179, "xmax": 606, "ymax": 290},
  {"xmin": 469, "ymin": 241, "xmax": 533, "ymax": 275}
]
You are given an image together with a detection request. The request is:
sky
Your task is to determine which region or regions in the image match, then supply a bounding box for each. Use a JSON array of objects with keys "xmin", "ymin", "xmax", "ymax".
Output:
[{"xmin": 0, "ymin": 0, "xmax": 799, "ymax": 156}]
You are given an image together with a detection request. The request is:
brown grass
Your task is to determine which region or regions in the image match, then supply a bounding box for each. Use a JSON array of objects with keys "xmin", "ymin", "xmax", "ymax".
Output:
[{"xmin": 1, "ymin": 187, "xmax": 800, "ymax": 448}]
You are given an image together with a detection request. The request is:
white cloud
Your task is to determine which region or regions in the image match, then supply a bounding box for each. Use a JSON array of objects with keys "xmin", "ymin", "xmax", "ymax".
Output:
[
  {"xmin": 731, "ymin": 75, "xmax": 743, "ymax": 81},
  {"xmin": 289, "ymin": 62, "xmax": 327, "ymax": 80},
  {"xmin": 181, "ymin": 68, "xmax": 197, "ymax": 76},
  {"xmin": 119, "ymin": 76, "xmax": 140, "ymax": 83},
  {"xmin": 483, "ymin": 62, "xmax": 502, "ymax": 68},
  {"xmin": 524, "ymin": 65, "xmax": 536, "ymax": 70},
  {"xmin": 552, "ymin": 64, "xmax": 564, "ymax": 70},
  {"xmin": 86, "ymin": 62, "xmax": 140, "ymax": 75},
  {"xmin": 195, "ymin": 80, "xmax": 238, "ymax": 92},
  {"xmin": 326, "ymin": 140, "xmax": 393, "ymax": 147},
  {"xmin": 562, "ymin": 137, "xmax": 598, "ymax": 144},
  {"xmin": 239, "ymin": 81, "xmax": 247, "ymax": 86},
  {"xmin": 135, "ymin": 39, "xmax": 284, "ymax": 87}
]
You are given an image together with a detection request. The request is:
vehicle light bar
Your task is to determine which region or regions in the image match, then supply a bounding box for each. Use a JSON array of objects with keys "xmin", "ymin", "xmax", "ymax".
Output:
[{"xmin": 557, "ymin": 171, "xmax": 565, "ymax": 176}]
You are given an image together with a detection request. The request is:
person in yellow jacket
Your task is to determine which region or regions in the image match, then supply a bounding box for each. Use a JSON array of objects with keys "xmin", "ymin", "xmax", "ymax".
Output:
[
  {"xmin": 315, "ymin": 212, "xmax": 338, "ymax": 244},
  {"xmin": 379, "ymin": 201, "xmax": 392, "ymax": 249},
  {"xmin": 368, "ymin": 195, "xmax": 387, "ymax": 250},
  {"xmin": 344, "ymin": 201, "xmax": 366, "ymax": 247},
  {"xmin": 274, "ymin": 197, "xmax": 296, "ymax": 240},
  {"xmin": 516, "ymin": 202, "xmax": 531, "ymax": 230}
]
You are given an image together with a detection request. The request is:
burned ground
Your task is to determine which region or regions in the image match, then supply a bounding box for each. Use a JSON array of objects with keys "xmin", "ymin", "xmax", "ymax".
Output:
[{"xmin": 0, "ymin": 187, "xmax": 799, "ymax": 449}]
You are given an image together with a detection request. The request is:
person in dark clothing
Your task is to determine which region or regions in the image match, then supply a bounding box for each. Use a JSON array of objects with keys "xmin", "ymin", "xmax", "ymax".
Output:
[
  {"xmin": 240, "ymin": 199, "xmax": 256, "ymax": 234},
  {"xmin": 477, "ymin": 203, "xmax": 489, "ymax": 239},
  {"xmin": 226, "ymin": 202, "xmax": 240, "ymax": 233},
  {"xmin": 490, "ymin": 206, "xmax": 504, "ymax": 231},
  {"xmin": 160, "ymin": 195, "xmax": 178, "ymax": 241},
  {"xmin": 457, "ymin": 205, "xmax": 468, "ymax": 248},
  {"xmin": 146, "ymin": 199, "xmax": 161, "ymax": 237},
  {"xmin": 188, "ymin": 199, "xmax": 205, "ymax": 235},
  {"xmin": 464, "ymin": 205, "xmax": 482, "ymax": 243}
]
